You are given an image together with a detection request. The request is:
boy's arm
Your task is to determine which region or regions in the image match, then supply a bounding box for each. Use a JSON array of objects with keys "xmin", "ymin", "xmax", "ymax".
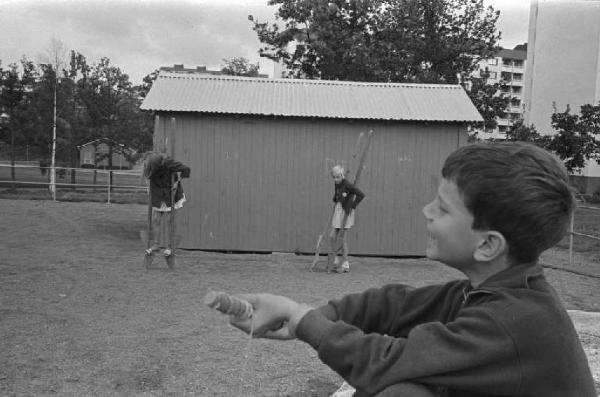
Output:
[
  {"xmin": 294, "ymin": 303, "xmax": 519, "ymax": 396},
  {"xmin": 315, "ymin": 283, "xmax": 466, "ymax": 336},
  {"xmin": 164, "ymin": 158, "xmax": 191, "ymax": 178},
  {"xmin": 349, "ymin": 185, "xmax": 365, "ymax": 208},
  {"xmin": 341, "ymin": 180, "xmax": 365, "ymax": 211}
]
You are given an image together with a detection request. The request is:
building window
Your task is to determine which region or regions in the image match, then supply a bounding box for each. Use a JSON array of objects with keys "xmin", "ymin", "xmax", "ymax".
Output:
[
  {"xmin": 501, "ymin": 71, "xmax": 512, "ymax": 81},
  {"xmin": 512, "ymin": 86, "xmax": 522, "ymax": 95},
  {"xmin": 499, "ymin": 126, "xmax": 508, "ymax": 132},
  {"xmin": 97, "ymin": 144, "xmax": 109, "ymax": 154},
  {"xmin": 479, "ymin": 70, "xmax": 497, "ymax": 79},
  {"xmin": 488, "ymin": 58, "xmax": 498, "ymax": 66},
  {"xmin": 513, "ymin": 60, "xmax": 524, "ymax": 68},
  {"xmin": 512, "ymin": 73, "xmax": 523, "ymax": 81}
]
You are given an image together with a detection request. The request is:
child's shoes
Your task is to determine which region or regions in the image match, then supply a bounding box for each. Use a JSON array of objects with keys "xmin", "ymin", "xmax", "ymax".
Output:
[
  {"xmin": 341, "ymin": 261, "xmax": 350, "ymax": 273},
  {"xmin": 327, "ymin": 256, "xmax": 340, "ymax": 273},
  {"xmin": 145, "ymin": 245, "xmax": 160, "ymax": 255}
]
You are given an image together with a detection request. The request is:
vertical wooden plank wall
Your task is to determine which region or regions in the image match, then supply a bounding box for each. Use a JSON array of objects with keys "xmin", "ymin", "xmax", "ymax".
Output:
[{"xmin": 159, "ymin": 113, "xmax": 467, "ymax": 256}]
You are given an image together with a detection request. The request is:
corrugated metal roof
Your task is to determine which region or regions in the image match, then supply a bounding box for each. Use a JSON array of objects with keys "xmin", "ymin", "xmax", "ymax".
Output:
[{"xmin": 140, "ymin": 71, "xmax": 483, "ymax": 122}]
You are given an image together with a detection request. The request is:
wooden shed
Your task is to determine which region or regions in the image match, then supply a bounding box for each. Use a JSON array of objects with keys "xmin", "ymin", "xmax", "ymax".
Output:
[
  {"xmin": 141, "ymin": 72, "xmax": 482, "ymax": 256},
  {"xmin": 78, "ymin": 138, "xmax": 134, "ymax": 169}
]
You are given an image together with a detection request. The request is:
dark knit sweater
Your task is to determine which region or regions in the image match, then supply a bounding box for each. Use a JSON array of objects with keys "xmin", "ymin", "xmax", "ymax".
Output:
[
  {"xmin": 332, "ymin": 178, "xmax": 365, "ymax": 213},
  {"xmin": 296, "ymin": 264, "xmax": 596, "ymax": 397},
  {"xmin": 148, "ymin": 157, "xmax": 190, "ymax": 208}
]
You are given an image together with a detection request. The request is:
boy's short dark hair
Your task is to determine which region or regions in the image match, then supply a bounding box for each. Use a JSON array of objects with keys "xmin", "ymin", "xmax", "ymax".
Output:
[{"xmin": 441, "ymin": 141, "xmax": 575, "ymax": 263}]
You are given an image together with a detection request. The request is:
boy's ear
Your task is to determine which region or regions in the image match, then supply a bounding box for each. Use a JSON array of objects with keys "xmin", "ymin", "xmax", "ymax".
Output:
[{"xmin": 473, "ymin": 231, "xmax": 507, "ymax": 262}]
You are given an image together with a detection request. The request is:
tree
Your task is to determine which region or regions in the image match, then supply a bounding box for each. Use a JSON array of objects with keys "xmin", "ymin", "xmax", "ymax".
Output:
[
  {"xmin": 221, "ymin": 57, "xmax": 260, "ymax": 77},
  {"xmin": 139, "ymin": 69, "xmax": 159, "ymax": 98},
  {"xmin": 47, "ymin": 39, "xmax": 68, "ymax": 196},
  {"xmin": 2, "ymin": 48, "xmax": 154, "ymax": 174},
  {"xmin": 464, "ymin": 68, "xmax": 509, "ymax": 136},
  {"xmin": 0, "ymin": 59, "xmax": 37, "ymax": 183},
  {"xmin": 77, "ymin": 57, "xmax": 136, "ymax": 168},
  {"xmin": 23, "ymin": 50, "xmax": 92, "ymax": 171},
  {"xmin": 503, "ymin": 119, "xmax": 555, "ymax": 155},
  {"xmin": 132, "ymin": 70, "xmax": 159, "ymax": 155},
  {"xmin": 547, "ymin": 103, "xmax": 600, "ymax": 173},
  {"xmin": 61, "ymin": 51, "xmax": 94, "ymax": 170},
  {"xmin": 249, "ymin": 0, "xmax": 500, "ymax": 83}
]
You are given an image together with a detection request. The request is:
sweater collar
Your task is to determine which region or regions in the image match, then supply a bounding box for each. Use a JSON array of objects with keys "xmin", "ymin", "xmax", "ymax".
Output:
[{"xmin": 476, "ymin": 262, "xmax": 543, "ymax": 291}]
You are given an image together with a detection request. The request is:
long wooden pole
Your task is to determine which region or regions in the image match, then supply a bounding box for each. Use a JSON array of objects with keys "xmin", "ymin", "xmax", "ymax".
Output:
[
  {"xmin": 309, "ymin": 205, "xmax": 337, "ymax": 271},
  {"xmin": 166, "ymin": 117, "xmax": 177, "ymax": 269},
  {"xmin": 143, "ymin": 180, "xmax": 155, "ymax": 269}
]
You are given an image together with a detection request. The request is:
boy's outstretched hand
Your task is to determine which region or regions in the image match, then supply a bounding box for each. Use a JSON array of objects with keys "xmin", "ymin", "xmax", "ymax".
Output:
[{"xmin": 229, "ymin": 293, "xmax": 313, "ymax": 340}]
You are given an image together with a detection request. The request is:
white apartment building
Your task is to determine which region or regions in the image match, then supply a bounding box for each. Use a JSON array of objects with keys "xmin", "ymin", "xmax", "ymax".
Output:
[
  {"xmin": 473, "ymin": 45, "xmax": 528, "ymax": 140},
  {"xmin": 523, "ymin": 0, "xmax": 600, "ymax": 177}
]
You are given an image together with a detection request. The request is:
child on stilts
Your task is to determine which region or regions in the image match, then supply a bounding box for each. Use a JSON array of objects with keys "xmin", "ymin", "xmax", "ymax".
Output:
[
  {"xmin": 142, "ymin": 151, "xmax": 190, "ymax": 259},
  {"xmin": 328, "ymin": 165, "xmax": 365, "ymax": 273}
]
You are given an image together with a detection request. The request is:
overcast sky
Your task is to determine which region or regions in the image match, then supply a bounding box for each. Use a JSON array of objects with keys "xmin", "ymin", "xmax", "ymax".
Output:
[{"xmin": 0, "ymin": 0, "xmax": 530, "ymax": 85}]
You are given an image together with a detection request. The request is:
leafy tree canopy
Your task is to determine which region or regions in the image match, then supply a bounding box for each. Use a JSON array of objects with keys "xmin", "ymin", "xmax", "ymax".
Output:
[
  {"xmin": 249, "ymin": 0, "xmax": 501, "ymax": 83},
  {"xmin": 501, "ymin": 104, "xmax": 600, "ymax": 174},
  {"xmin": 0, "ymin": 59, "xmax": 37, "ymax": 153},
  {"xmin": 505, "ymin": 119, "xmax": 545, "ymax": 144},
  {"xmin": 221, "ymin": 57, "xmax": 260, "ymax": 77},
  {"xmin": 465, "ymin": 68, "xmax": 510, "ymax": 134},
  {"xmin": 547, "ymin": 103, "xmax": 600, "ymax": 173},
  {"xmin": 140, "ymin": 69, "xmax": 160, "ymax": 98},
  {"xmin": 0, "ymin": 50, "xmax": 153, "ymax": 167}
]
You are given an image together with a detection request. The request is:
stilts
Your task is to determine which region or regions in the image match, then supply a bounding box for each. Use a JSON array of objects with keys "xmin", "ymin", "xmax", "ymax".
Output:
[
  {"xmin": 165, "ymin": 173, "xmax": 178, "ymax": 269},
  {"xmin": 141, "ymin": 183, "xmax": 156, "ymax": 269}
]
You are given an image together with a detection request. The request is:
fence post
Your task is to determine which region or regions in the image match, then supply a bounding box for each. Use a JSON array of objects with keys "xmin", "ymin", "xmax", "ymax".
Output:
[
  {"xmin": 569, "ymin": 210, "xmax": 574, "ymax": 266},
  {"xmin": 107, "ymin": 170, "xmax": 111, "ymax": 204},
  {"xmin": 10, "ymin": 160, "xmax": 15, "ymax": 189},
  {"xmin": 70, "ymin": 168, "xmax": 76, "ymax": 191}
]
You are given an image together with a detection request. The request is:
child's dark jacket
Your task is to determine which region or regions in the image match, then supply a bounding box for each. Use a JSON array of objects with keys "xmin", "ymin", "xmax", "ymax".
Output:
[
  {"xmin": 148, "ymin": 158, "xmax": 190, "ymax": 208},
  {"xmin": 333, "ymin": 179, "xmax": 365, "ymax": 213},
  {"xmin": 295, "ymin": 264, "xmax": 596, "ymax": 397}
]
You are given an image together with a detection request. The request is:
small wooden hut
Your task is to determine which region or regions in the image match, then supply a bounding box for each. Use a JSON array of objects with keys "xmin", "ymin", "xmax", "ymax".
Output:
[{"xmin": 141, "ymin": 72, "xmax": 482, "ymax": 256}]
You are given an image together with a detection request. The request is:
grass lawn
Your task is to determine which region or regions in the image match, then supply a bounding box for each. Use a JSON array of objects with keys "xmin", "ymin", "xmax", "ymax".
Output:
[{"xmin": 1, "ymin": 197, "xmax": 598, "ymax": 396}]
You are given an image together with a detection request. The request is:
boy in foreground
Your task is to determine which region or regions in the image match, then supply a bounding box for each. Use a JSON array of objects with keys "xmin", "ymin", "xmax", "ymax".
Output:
[{"xmin": 231, "ymin": 142, "xmax": 596, "ymax": 397}]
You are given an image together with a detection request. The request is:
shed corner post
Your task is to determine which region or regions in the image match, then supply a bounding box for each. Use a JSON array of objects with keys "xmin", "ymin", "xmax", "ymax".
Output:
[
  {"xmin": 152, "ymin": 114, "xmax": 160, "ymax": 152},
  {"xmin": 169, "ymin": 116, "xmax": 177, "ymax": 158}
]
